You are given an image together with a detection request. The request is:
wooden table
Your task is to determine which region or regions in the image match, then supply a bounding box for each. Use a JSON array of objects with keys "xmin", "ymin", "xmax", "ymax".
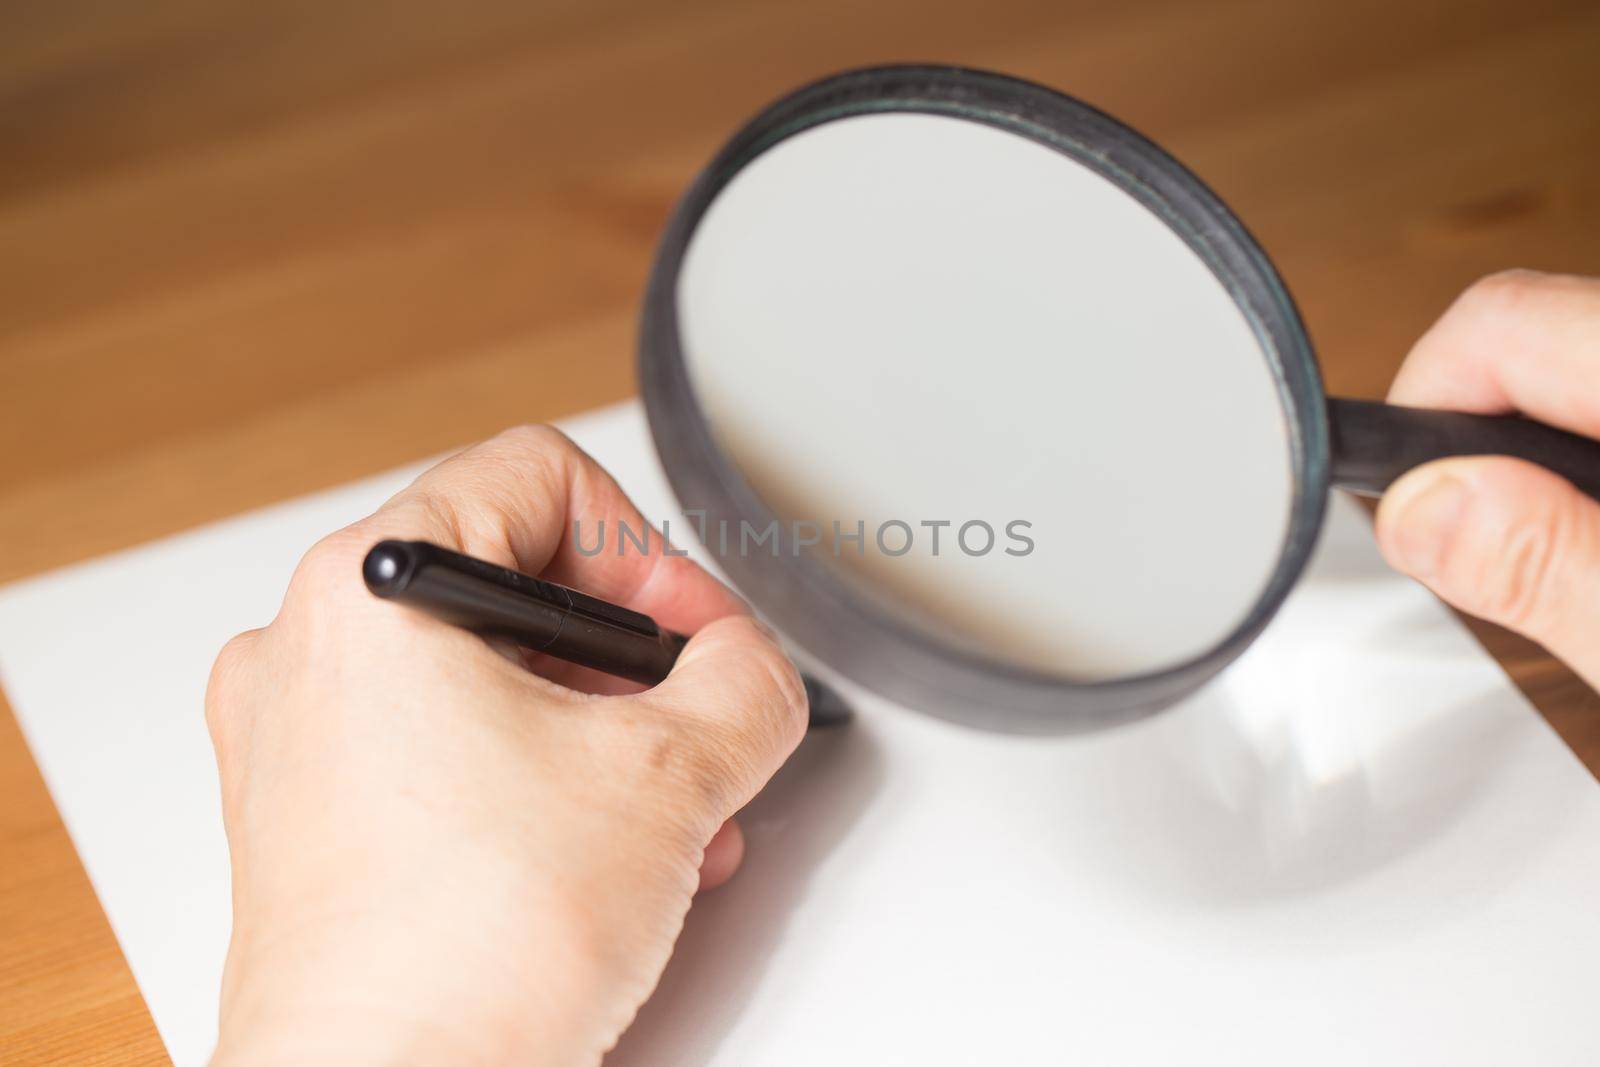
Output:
[{"xmin": 3, "ymin": 1, "xmax": 1598, "ymax": 1061}]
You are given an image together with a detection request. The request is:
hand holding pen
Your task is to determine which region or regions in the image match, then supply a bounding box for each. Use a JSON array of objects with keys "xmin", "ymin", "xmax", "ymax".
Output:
[{"xmin": 204, "ymin": 426, "xmax": 836, "ymax": 1066}]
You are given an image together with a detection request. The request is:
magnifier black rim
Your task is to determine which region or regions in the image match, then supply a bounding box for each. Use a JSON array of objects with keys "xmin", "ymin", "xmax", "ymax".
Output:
[{"xmin": 639, "ymin": 64, "xmax": 1329, "ymax": 734}]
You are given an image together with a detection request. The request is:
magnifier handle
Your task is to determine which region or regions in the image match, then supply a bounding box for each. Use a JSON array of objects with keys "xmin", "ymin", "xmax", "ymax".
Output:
[{"xmin": 1328, "ymin": 396, "xmax": 1600, "ymax": 501}]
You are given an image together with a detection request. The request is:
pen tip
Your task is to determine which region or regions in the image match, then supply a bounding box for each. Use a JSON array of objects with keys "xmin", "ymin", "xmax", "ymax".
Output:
[{"xmin": 802, "ymin": 675, "xmax": 855, "ymax": 729}]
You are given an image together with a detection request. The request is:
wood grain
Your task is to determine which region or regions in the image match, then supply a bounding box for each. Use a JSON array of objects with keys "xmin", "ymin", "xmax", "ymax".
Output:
[{"xmin": 3, "ymin": 1, "xmax": 1598, "ymax": 1061}]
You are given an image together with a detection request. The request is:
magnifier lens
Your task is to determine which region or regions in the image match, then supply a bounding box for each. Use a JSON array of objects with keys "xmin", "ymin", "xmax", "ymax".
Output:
[{"xmin": 677, "ymin": 112, "xmax": 1295, "ymax": 681}]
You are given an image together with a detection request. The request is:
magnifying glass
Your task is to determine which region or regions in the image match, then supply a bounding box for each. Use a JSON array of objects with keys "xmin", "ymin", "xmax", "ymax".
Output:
[{"xmin": 639, "ymin": 65, "xmax": 1600, "ymax": 735}]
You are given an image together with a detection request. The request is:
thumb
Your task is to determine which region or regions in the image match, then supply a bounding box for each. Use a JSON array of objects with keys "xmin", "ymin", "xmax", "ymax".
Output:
[
  {"xmin": 636, "ymin": 614, "xmax": 808, "ymax": 814},
  {"xmin": 1375, "ymin": 456, "xmax": 1600, "ymax": 685}
]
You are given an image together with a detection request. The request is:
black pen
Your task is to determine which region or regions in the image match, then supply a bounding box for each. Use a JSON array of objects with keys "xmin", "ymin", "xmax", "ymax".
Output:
[{"xmin": 361, "ymin": 539, "xmax": 851, "ymax": 728}]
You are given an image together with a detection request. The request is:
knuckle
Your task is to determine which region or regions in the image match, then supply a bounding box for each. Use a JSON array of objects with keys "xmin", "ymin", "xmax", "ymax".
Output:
[
  {"xmin": 488, "ymin": 423, "xmax": 576, "ymax": 463},
  {"xmin": 723, "ymin": 617, "xmax": 809, "ymax": 741},
  {"xmin": 277, "ymin": 524, "xmax": 375, "ymax": 648},
  {"xmin": 373, "ymin": 490, "xmax": 463, "ymax": 546},
  {"xmin": 204, "ymin": 630, "xmax": 260, "ymax": 745},
  {"xmin": 701, "ymin": 666, "xmax": 797, "ymax": 778},
  {"xmin": 290, "ymin": 525, "xmax": 369, "ymax": 597},
  {"xmin": 726, "ymin": 622, "xmax": 806, "ymax": 730},
  {"xmin": 771, "ymin": 653, "xmax": 809, "ymax": 726},
  {"xmin": 748, "ymin": 651, "xmax": 808, "ymax": 749},
  {"xmin": 1450, "ymin": 270, "xmax": 1600, "ymax": 345},
  {"xmin": 1477, "ymin": 506, "xmax": 1571, "ymax": 633},
  {"xmin": 1459, "ymin": 268, "xmax": 1545, "ymax": 320},
  {"xmin": 425, "ymin": 424, "xmax": 576, "ymax": 525}
]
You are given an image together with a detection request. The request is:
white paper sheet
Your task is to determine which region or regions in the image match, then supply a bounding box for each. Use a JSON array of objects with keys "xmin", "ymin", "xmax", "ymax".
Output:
[{"xmin": 2, "ymin": 401, "xmax": 1599, "ymax": 1066}]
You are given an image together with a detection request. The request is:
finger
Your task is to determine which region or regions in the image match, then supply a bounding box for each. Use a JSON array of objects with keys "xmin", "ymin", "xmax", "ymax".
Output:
[
  {"xmin": 518, "ymin": 649, "xmax": 646, "ymax": 696},
  {"xmin": 205, "ymin": 628, "xmax": 265, "ymax": 775},
  {"xmin": 1389, "ymin": 270, "xmax": 1600, "ymax": 435},
  {"xmin": 1375, "ymin": 456, "xmax": 1600, "ymax": 687},
  {"xmin": 698, "ymin": 819, "xmax": 745, "ymax": 892},
  {"xmin": 632, "ymin": 615, "xmax": 808, "ymax": 813},
  {"xmin": 367, "ymin": 424, "xmax": 745, "ymax": 634}
]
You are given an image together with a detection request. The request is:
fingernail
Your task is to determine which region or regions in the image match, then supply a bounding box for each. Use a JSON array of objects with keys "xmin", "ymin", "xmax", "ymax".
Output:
[{"xmin": 1384, "ymin": 471, "xmax": 1469, "ymax": 580}]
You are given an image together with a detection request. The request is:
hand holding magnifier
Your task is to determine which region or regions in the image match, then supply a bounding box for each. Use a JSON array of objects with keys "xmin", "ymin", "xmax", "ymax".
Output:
[{"xmin": 637, "ymin": 66, "xmax": 1600, "ymax": 732}]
